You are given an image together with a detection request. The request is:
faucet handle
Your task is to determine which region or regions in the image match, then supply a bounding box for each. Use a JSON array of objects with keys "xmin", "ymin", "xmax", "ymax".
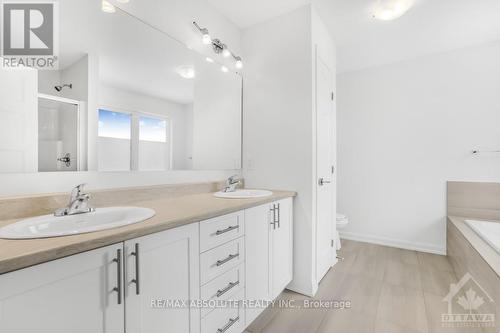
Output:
[
  {"xmin": 227, "ymin": 175, "xmax": 240, "ymax": 184},
  {"xmin": 70, "ymin": 184, "xmax": 87, "ymax": 201}
]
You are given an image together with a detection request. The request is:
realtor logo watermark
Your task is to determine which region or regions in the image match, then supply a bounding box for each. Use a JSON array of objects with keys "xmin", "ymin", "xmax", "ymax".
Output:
[
  {"xmin": 1, "ymin": 1, "xmax": 58, "ymax": 69},
  {"xmin": 442, "ymin": 273, "xmax": 495, "ymax": 328}
]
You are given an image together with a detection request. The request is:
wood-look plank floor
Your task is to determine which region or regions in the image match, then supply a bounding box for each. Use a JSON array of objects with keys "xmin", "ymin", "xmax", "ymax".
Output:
[{"xmin": 244, "ymin": 240, "xmax": 490, "ymax": 333}]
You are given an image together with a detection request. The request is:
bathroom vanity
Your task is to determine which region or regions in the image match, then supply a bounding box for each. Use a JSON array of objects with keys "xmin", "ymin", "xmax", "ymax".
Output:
[{"xmin": 0, "ymin": 190, "xmax": 295, "ymax": 333}]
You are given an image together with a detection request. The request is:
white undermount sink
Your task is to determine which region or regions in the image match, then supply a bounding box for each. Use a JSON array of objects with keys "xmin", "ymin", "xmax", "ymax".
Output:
[
  {"xmin": 0, "ymin": 207, "xmax": 156, "ymax": 239},
  {"xmin": 213, "ymin": 189, "xmax": 273, "ymax": 199}
]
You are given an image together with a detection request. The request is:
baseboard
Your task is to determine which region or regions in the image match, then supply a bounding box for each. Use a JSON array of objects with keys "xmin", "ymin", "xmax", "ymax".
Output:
[{"xmin": 339, "ymin": 231, "xmax": 446, "ymax": 255}]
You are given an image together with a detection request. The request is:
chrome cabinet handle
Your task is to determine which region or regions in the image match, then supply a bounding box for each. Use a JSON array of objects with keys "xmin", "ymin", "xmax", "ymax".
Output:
[
  {"xmin": 318, "ymin": 178, "xmax": 332, "ymax": 186},
  {"xmin": 131, "ymin": 243, "xmax": 140, "ymax": 295},
  {"xmin": 216, "ymin": 253, "xmax": 239, "ymax": 267},
  {"xmin": 216, "ymin": 281, "xmax": 240, "ymax": 298},
  {"xmin": 270, "ymin": 206, "xmax": 277, "ymax": 230},
  {"xmin": 217, "ymin": 316, "xmax": 240, "ymax": 333},
  {"xmin": 112, "ymin": 249, "xmax": 122, "ymax": 305},
  {"xmin": 277, "ymin": 203, "xmax": 281, "ymax": 229},
  {"xmin": 215, "ymin": 225, "xmax": 239, "ymax": 236}
]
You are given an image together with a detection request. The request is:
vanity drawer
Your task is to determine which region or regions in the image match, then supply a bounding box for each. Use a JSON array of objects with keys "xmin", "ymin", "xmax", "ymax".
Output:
[
  {"xmin": 201, "ymin": 264, "xmax": 245, "ymax": 317},
  {"xmin": 201, "ymin": 290, "xmax": 244, "ymax": 333},
  {"xmin": 200, "ymin": 237, "xmax": 245, "ymax": 285},
  {"xmin": 200, "ymin": 211, "xmax": 244, "ymax": 252}
]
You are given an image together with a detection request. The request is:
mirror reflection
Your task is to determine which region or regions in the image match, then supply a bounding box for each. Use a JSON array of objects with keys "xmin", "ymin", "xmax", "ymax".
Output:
[{"xmin": 0, "ymin": 0, "xmax": 242, "ymax": 173}]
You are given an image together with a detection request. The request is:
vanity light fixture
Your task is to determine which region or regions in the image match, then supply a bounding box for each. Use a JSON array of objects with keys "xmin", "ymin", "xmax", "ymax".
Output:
[
  {"xmin": 222, "ymin": 47, "xmax": 231, "ymax": 58},
  {"xmin": 372, "ymin": 0, "xmax": 414, "ymax": 20},
  {"xmin": 234, "ymin": 57, "xmax": 243, "ymax": 69},
  {"xmin": 101, "ymin": 0, "xmax": 116, "ymax": 13},
  {"xmin": 193, "ymin": 21, "xmax": 243, "ymax": 70}
]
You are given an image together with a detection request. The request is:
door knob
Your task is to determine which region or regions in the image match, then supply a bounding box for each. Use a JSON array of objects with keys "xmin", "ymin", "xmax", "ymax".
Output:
[{"xmin": 318, "ymin": 178, "xmax": 331, "ymax": 186}]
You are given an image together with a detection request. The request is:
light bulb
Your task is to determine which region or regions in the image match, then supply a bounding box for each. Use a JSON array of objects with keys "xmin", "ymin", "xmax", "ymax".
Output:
[
  {"xmin": 101, "ymin": 0, "xmax": 116, "ymax": 13},
  {"xmin": 206, "ymin": 57, "xmax": 214, "ymax": 63},
  {"xmin": 222, "ymin": 48, "xmax": 231, "ymax": 58},
  {"xmin": 202, "ymin": 34, "xmax": 212, "ymax": 45},
  {"xmin": 372, "ymin": 0, "xmax": 414, "ymax": 20},
  {"xmin": 235, "ymin": 59, "xmax": 243, "ymax": 69},
  {"xmin": 221, "ymin": 66, "xmax": 229, "ymax": 73}
]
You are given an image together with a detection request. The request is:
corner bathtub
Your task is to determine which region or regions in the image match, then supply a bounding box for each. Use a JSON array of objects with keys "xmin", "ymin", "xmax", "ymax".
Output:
[{"xmin": 465, "ymin": 219, "xmax": 500, "ymax": 255}]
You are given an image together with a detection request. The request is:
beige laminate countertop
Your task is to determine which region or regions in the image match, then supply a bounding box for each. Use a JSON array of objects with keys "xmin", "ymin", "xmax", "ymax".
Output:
[
  {"xmin": 0, "ymin": 190, "xmax": 296, "ymax": 274},
  {"xmin": 448, "ymin": 215, "xmax": 500, "ymax": 277}
]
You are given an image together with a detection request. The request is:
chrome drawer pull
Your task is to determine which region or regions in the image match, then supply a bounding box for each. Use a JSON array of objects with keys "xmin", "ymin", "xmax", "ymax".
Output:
[
  {"xmin": 216, "ymin": 253, "xmax": 239, "ymax": 267},
  {"xmin": 112, "ymin": 249, "xmax": 122, "ymax": 305},
  {"xmin": 131, "ymin": 243, "xmax": 140, "ymax": 295},
  {"xmin": 217, "ymin": 316, "xmax": 240, "ymax": 333},
  {"xmin": 215, "ymin": 225, "xmax": 239, "ymax": 236},
  {"xmin": 216, "ymin": 280, "xmax": 240, "ymax": 298},
  {"xmin": 270, "ymin": 206, "xmax": 277, "ymax": 230}
]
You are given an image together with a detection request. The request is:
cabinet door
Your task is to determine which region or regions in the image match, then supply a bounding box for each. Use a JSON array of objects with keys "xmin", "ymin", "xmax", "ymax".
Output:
[
  {"xmin": 125, "ymin": 223, "xmax": 200, "ymax": 333},
  {"xmin": 244, "ymin": 203, "xmax": 271, "ymax": 324},
  {"xmin": 0, "ymin": 244, "xmax": 124, "ymax": 333},
  {"xmin": 270, "ymin": 198, "xmax": 293, "ymax": 299}
]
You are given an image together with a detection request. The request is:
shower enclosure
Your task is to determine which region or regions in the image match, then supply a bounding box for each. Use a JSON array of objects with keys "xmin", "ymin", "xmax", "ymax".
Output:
[{"xmin": 38, "ymin": 94, "xmax": 82, "ymax": 172}]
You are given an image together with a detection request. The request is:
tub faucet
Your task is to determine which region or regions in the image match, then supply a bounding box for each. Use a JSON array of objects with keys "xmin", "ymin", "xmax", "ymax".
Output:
[
  {"xmin": 222, "ymin": 175, "xmax": 241, "ymax": 193},
  {"xmin": 55, "ymin": 184, "xmax": 95, "ymax": 216}
]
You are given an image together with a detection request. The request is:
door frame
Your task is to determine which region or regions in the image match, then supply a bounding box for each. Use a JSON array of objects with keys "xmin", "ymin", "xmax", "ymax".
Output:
[{"xmin": 38, "ymin": 93, "xmax": 83, "ymax": 171}]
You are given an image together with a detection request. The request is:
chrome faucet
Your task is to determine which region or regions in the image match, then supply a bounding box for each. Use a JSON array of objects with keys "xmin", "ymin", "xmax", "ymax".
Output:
[
  {"xmin": 222, "ymin": 175, "xmax": 242, "ymax": 193},
  {"xmin": 55, "ymin": 184, "xmax": 95, "ymax": 216}
]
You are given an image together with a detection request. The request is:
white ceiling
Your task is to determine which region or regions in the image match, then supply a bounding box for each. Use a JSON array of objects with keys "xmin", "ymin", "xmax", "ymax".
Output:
[{"xmin": 208, "ymin": 0, "xmax": 500, "ymax": 73}]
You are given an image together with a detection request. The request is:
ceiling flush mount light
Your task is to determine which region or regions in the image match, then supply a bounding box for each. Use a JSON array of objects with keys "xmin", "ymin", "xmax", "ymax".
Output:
[
  {"xmin": 176, "ymin": 66, "xmax": 196, "ymax": 79},
  {"xmin": 372, "ymin": 0, "xmax": 414, "ymax": 21},
  {"xmin": 193, "ymin": 21, "xmax": 243, "ymax": 71},
  {"xmin": 101, "ymin": 0, "xmax": 116, "ymax": 13},
  {"xmin": 206, "ymin": 57, "xmax": 214, "ymax": 63},
  {"xmin": 221, "ymin": 66, "xmax": 229, "ymax": 73}
]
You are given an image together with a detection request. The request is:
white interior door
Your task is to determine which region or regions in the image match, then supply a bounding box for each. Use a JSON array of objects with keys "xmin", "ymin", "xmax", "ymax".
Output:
[{"xmin": 316, "ymin": 55, "xmax": 335, "ymax": 283}]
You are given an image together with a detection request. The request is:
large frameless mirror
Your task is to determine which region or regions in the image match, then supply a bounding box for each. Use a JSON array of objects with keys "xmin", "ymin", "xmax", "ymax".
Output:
[{"xmin": 0, "ymin": 0, "xmax": 242, "ymax": 173}]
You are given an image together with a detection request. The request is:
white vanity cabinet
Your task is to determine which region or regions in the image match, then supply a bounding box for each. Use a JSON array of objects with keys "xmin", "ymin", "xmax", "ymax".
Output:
[
  {"xmin": 0, "ymin": 243, "xmax": 125, "ymax": 333},
  {"xmin": 245, "ymin": 197, "xmax": 293, "ymax": 324},
  {"xmin": 0, "ymin": 196, "xmax": 294, "ymax": 333},
  {"xmin": 124, "ymin": 223, "xmax": 200, "ymax": 333}
]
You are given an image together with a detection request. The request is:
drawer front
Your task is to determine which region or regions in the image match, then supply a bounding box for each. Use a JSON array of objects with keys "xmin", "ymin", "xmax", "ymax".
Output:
[
  {"xmin": 201, "ymin": 290, "xmax": 244, "ymax": 333},
  {"xmin": 201, "ymin": 264, "xmax": 245, "ymax": 317},
  {"xmin": 200, "ymin": 212, "xmax": 245, "ymax": 253},
  {"xmin": 200, "ymin": 237, "xmax": 245, "ymax": 285}
]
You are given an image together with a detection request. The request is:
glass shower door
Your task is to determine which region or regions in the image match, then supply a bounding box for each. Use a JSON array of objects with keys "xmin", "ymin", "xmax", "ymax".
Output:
[{"xmin": 38, "ymin": 96, "xmax": 80, "ymax": 172}]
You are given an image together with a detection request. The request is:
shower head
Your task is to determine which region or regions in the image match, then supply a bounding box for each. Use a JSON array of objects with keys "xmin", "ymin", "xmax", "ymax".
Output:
[{"xmin": 54, "ymin": 84, "xmax": 73, "ymax": 92}]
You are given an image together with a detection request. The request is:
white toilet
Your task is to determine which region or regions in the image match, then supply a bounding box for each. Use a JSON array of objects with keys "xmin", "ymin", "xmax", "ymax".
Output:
[{"xmin": 335, "ymin": 213, "xmax": 349, "ymax": 250}]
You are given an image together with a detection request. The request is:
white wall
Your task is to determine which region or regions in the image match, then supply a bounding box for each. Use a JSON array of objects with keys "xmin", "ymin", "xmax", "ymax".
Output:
[
  {"xmin": 192, "ymin": 63, "xmax": 242, "ymax": 170},
  {"xmin": 0, "ymin": 67, "xmax": 38, "ymax": 173},
  {"xmin": 337, "ymin": 40, "xmax": 500, "ymax": 254},
  {"xmin": 243, "ymin": 5, "xmax": 336, "ymax": 296}
]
